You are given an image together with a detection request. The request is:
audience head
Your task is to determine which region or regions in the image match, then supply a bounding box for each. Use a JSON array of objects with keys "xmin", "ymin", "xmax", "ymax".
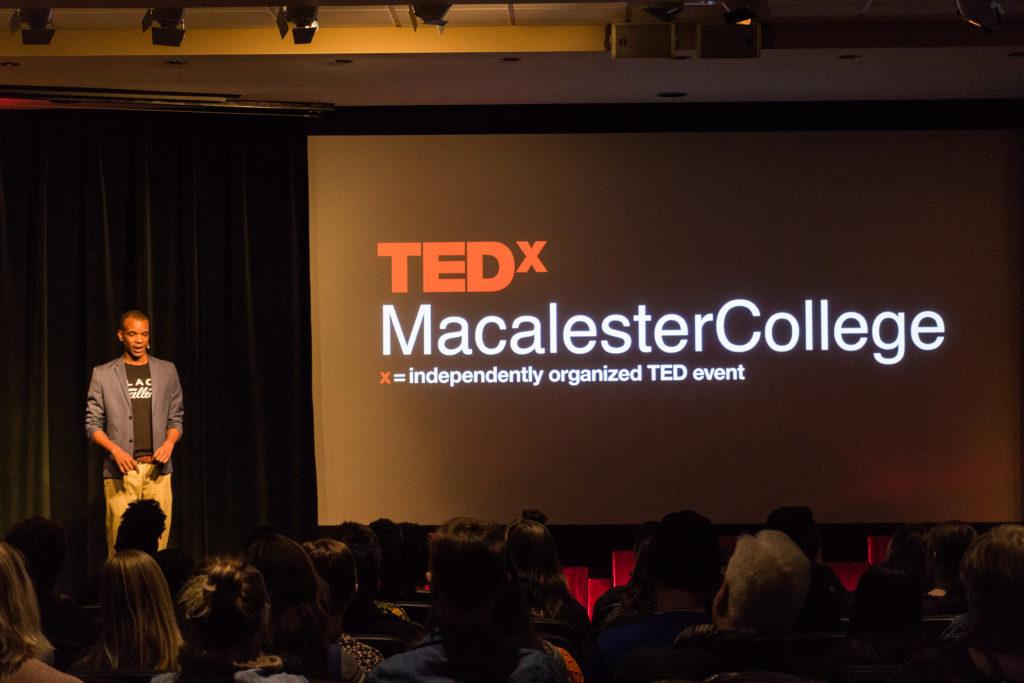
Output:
[
  {"xmin": 0, "ymin": 542, "xmax": 52, "ymax": 674},
  {"xmin": 332, "ymin": 521, "xmax": 383, "ymax": 602},
  {"xmin": 155, "ymin": 548, "xmax": 196, "ymax": 603},
  {"xmin": 520, "ymin": 509, "xmax": 549, "ymax": 525},
  {"xmin": 244, "ymin": 532, "xmax": 328, "ymax": 678},
  {"xmin": 848, "ymin": 563, "xmax": 923, "ymax": 636},
  {"xmin": 713, "ymin": 530, "xmax": 811, "ymax": 635},
  {"xmin": 633, "ymin": 520, "xmax": 659, "ymax": 551},
  {"xmin": 885, "ymin": 523, "xmax": 928, "ymax": 590},
  {"xmin": 303, "ymin": 539, "xmax": 358, "ymax": 636},
  {"xmin": 5, "ymin": 516, "xmax": 67, "ymax": 596},
  {"xmin": 90, "ymin": 550, "xmax": 182, "ymax": 671},
  {"xmin": 926, "ymin": 521, "xmax": 977, "ymax": 585},
  {"xmin": 114, "ymin": 499, "xmax": 167, "ymax": 557},
  {"xmin": 766, "ymin": 506, "xmax": 823, "ymax": 562},
  {"xmin": 646, "ymin": 510, "xmax": 720, "ymax": 596},
  {"xmin": 505, "ymin": 517, "xmax": 571, "ymax": 619},
  {"xmin": 430, "ymin": 517, "xmax": 508, "ymax": 621},
  {"xmin": 177, "ymin": 557, "xmax": 279, "ymax": 669},
  {"xmin": 960, "ymin": 524, "xmax": 1024, "ymax": 653}
]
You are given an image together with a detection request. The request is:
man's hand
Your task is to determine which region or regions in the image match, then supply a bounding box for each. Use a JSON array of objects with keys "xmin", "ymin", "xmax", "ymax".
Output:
[
  {"xmin": 154, "ymin": 440, "xmax": 174, "ymax": 464},
  {"xmin": 110, "ymin": 446, "xmax": 137, "ymax": 474}
]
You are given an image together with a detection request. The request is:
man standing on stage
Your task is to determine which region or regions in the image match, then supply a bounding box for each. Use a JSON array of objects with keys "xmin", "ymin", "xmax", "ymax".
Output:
[{"xmin": 85, "ymin": 310, "xmax": 182, "ymax": 556}]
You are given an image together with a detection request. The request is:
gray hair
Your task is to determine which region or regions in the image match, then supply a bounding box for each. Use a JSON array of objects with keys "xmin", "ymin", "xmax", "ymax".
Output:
[{"xmin": 721, "ymin": 530, "xmax": 811, "ymax": 635}]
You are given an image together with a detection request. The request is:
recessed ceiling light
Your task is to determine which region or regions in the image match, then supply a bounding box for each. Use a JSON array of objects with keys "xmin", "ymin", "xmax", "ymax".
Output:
[
  {"xmin": 501, "ymin": 57, "xmax": 522, "ymax": 62},
  {"xmin": 838, "ymin": 54, "xmax": 860, "ymax": 60},
  {"xmin": 164, "ymin": 59, "xmax": 188, "ymax": 66},
  {"xmin": 656, "ymin": 91, "xmax": 688, "ymax": 98},
  {"xmin": 333, "ymin": 58, "xmax": 353, "ymax": 64},
  {"xmin": 0, "ymin": 61, "xmax": 20, "ymax": 68}
]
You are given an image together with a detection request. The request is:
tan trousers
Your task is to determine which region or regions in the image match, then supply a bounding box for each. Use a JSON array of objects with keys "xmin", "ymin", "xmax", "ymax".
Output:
[{"xmin": 103, "ymin": 463, "xmax": 172, "ymax": 557}]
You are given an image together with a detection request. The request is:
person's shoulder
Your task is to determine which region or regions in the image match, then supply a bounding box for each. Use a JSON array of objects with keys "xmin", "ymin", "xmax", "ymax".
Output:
[
  {"xmin": 366, "ymin": 638, "xmax": 444, "ymax": 680},
  {"xmin": 147, "ymin": 356, "xmax": 175, "ymax": 369},
  {"xmin": 92, "ymin": 357, "xmax": 122, "ymax": 373},
  {"xmin": 893, "ymin": 644, "xmax": 988, "ymax": 682},
  {"xmin": 8, "ymin": 658, "xmax": 84, "ymax": 683},
  {"xmin": 512, "ymin": 648, "xmax": 564, "ymax": 682}
]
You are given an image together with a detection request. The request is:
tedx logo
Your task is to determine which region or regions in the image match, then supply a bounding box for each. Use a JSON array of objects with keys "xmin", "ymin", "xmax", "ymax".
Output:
[{"xmin": 377, "ymin": 241, "xmax": 547, "ymax": 293}]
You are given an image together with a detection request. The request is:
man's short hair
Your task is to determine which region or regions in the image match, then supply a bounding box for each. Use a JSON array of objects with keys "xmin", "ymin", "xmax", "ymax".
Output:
[
  {"xmin": 960, "ymin": 524, "xmax": 1024, "ymax": 652},
  {"xmin": 429, "ymin": 517, "xmax": 507, "ymax": 612},
  {"xmin": 646, "ymin": 510, "xmax": 720, "ymax": 593},
  {"xmin": 114, "ymin": 499, "xmax": 167, "ymax": 556},
  {"xmin": 119, "ymin": 309, "xmax": 149, "ymax": 330},
  {"xmin": 5, "ymin": 517, "xmax": 67, "ymax": 595},
  {"xmin": 766, "ymin": 506, "xmax": 822, "ymax": 560},
  {"xmin": 721, "ymin": 530, "xmax": 811, "ymax": 635}
]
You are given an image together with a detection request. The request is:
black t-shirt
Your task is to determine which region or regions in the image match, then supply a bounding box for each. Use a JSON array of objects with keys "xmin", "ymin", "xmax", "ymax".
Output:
[{"xmin": 125, "ymin": 362, "xmax": 153, "ymax": 456}]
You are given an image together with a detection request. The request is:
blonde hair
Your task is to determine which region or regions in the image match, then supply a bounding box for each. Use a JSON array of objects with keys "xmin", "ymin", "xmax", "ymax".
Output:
[
  {"xmin": 78, "ymin": 550, "xmax": 182, "ymax": 671},
  {"xmin": 0, "ymin": 542, "xmax": 53, "ymax": 673}
]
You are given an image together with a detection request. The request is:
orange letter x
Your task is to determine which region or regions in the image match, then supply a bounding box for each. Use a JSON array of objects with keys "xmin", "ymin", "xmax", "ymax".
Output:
[
  {"xmin": 516, "ymin": 241, "xmax": 548, "ymax": 273},
  {"xmin": 379, "ymin": 371, "xmax": 392, "ymax": 384}
]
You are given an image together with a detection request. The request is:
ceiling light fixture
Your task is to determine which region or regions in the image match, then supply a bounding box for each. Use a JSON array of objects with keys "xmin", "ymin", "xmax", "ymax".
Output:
[
  {"xmin": 721, "ymin": 1, "xmax": 759, "ymax": 25},
  {"xmin": 14, "ymin": 8, "xmax": 54, "ymax": 45},
  {"xmin": 955, "ymin": 0, "xmax": 1003, "ymax": 33},
  {"xmin": 642, "ymin": 4, "xmax": 686, "ymax": 23},
  {"xmin": 143, "ymin": 8, "xmax": 185, "ymax": 47},
  {"xmin": 276, "ymin": 6, "xmax": 319, "ymax": 44},
  {"xmin": 409, "ymin": 3, "xmax": 451, "ymax": 31}
]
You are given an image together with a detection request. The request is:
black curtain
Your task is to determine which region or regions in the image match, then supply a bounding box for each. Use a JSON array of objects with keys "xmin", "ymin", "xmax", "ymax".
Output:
[{"xmin": 0, "ymin": 110, "xmax": 315, "ymax": 587}]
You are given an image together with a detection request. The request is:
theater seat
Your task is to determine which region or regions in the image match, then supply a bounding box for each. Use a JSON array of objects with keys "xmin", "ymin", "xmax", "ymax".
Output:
[
  {"xmin": 563, "ymin": 565, "xmax": 589, "ymax": 609},
  {"xmin": 825, "ymin": 561, "xmax": 868, "ymax": 592},
  {"xmin": 587, "ymin": 577, "xmax": 612, "ymax": 619},
  {"xmin": 836, "ymin": 664, "xmax": 901, "ymax": 682},
  {"xmin": 354, "ymin": 634, "xmax": 410, "ymax": 658},
  {"xmin": 866, "ymin": 535, "xmax": 892, "ymax": 566},
  {"xmin": 611, "ymin": 550, "xmax": 635, "ymax": 587}
]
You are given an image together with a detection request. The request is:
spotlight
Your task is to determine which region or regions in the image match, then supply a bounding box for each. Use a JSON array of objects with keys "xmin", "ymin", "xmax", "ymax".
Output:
[
  {"xmin": 642, "ymin": 4, "xmax": 685, "ymax": 23},
  {"xmin": 956, "ymin": 0, "xmax": 1003, "ymax": 32},
  {"xmin": 410, "ymin": 3, "xmax": 451, "ymax": 28},
  {"xmin": 276, "ymin": 6, "xmax": 319, "ymax": 44},
  {"xmin": 16, "ymin": 8, "xmax": 54, "ymax": 45},
  {"xmin": 142, "ymin": 8, "xmax": 185, "ymax": 47}
]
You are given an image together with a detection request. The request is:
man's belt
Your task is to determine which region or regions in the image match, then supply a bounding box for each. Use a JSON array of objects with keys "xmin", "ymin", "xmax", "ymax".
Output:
[{"xmin": 134, "ymin": 455, "xmax": 155, "ymax": 464}]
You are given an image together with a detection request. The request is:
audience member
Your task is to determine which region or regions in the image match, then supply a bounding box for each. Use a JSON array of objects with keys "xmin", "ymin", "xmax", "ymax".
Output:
[
  {"xmin": 506, "ymin": 517, "xmax": 590, "ymax": 638},
  {"xmin": 154, "ymin": 557, "xmax": 314, "ymax": 682},
  {"xmin": 826, "ymin": 563, "xmax": 927, "ymax": 667},
  {"xmin": 5, "ymin": 517, "xmax": 96, "ymax": 671},
  {"xmin": 615, "ymin": 530, "xmax": 811, "ymax": 682},
  {"xmin": 885, "ymin": 523, "xmax": 929, "ymax": 593},
  {"xmin": 73, "ymin": 550, "xmax": 182, "ymax": 673},
  {"xmin": 895, "ymin": 524, "xmax": 1024, "ymax": 681},
  {"xmin": 369, "ymin": 519, "xmax": 429, "ymax": 603},
  {"xmin": 304, "ymin": 539, "xmax": 385, "ymax": 672},
  {"xmin": 922, "ymin": 521, "xmax": 977, "ymax": 615},
  {"xmin": 766, "ymin": 505, "xmax": 846, "ymax": 632},
  {"xmin": 587, "ymin": 511, "xmax": 720, "ymax": 683},
  {"xmin": 155, "ymin": 547, "xmax": 196, "ymax": 603},
  {"xmin": 591, "ymin": 521, "xmax": 658, "ymax": 632},
  {"xmin": 0, "ymin": 541, "xmax": 82, "ymax": 682},
  {"xmin": 245, "ymin": 532, "xmax": 362, "ymax": 681},
  {"xmin": 114, "ymin": 499, "xmax": 167, "ymax": 557},
  {"xmin": 368, "ymin": 517, "xmax": 562, "ymax": 683},
  {"xmin": 332, "ymin": 522, "xmax": 420, "ymax": 642}
]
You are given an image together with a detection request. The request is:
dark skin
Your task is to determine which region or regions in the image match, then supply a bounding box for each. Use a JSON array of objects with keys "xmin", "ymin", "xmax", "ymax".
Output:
[{"xmin": 90, "ymin": 316, "xmax": 181, "ymax": 474}]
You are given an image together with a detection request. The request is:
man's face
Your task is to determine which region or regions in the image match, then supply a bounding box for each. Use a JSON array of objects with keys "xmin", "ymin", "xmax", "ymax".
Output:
[{"xmin": 118, "ymin": 317, "xmax": 150, "ymax": 360}]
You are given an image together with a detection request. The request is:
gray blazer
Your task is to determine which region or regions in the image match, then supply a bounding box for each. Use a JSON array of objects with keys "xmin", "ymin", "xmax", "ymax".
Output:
[{"xmin": 85, "ymin": 355, "xmax": 184, "ymax": 479}]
